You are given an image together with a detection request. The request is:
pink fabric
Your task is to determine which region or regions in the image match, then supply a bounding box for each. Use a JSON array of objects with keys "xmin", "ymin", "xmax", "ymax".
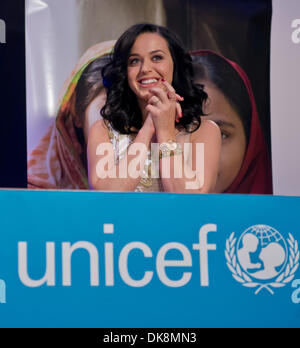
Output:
[{"xmin": 191, "ymin": 49, "xmax": 273, "ymax": 194}]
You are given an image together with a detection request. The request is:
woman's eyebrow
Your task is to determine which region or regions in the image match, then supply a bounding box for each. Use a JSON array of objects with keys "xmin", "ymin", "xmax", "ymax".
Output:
[
  {"xmin": 129, "ymin": 49, "xmax": 166, "ymax": 57},
  {"xmin": 213, "ymin": 120, "xmax": 236, "ymax": 129},
  {"xmin": 150, "ymin": 49, "xmax": 166, "ymax": 54},
  {"xmin": 128, "ymin": 53, "xmax": 140, "ymax": 58}
]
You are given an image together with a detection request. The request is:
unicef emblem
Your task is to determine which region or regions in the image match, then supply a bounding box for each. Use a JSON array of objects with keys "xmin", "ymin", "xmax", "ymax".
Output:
[{"xmin": 225, "ymin": 225, "xmax": 299, "ymax": 294}]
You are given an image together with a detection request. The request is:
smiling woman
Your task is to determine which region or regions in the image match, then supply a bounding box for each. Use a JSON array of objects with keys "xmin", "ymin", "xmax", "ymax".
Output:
[
  {"xmin": 192, "ymin": 50, "xmax": 272, "ymax": 194},
  {"xmin": 87, "ymin": 23, "xmax": 221, "ymax": 193},
  {"xmin": 126, "ymin": 32, "xmax": 174, "ymax": 115}
]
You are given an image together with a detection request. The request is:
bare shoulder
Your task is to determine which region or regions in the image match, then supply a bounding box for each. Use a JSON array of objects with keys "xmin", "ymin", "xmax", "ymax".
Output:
[
  {"xmin": 89, "ymin": 119, "xmax": 108, "ymax": 134},
  {"xmin": 88, "ymin": 119, "xmax": 110, "ymax": 145},
  {"xmin": 190, "ymin": 119, "xmax": 221, "ymax": 143},
  {"xmin": 89, "ymin": 119, "xmax": 109, "ymax": 137}
]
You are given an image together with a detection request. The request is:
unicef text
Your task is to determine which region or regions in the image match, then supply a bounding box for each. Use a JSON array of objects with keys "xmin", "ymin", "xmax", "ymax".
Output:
[{"xmin": 18, "ymin": 224, "xmax": 216, "ymax": 288}]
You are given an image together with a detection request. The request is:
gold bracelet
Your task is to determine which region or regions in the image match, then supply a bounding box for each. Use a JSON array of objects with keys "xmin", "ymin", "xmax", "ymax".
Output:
[{"xmin": 159, "ymin": 139, "xmax": 182, "ymax": 159}]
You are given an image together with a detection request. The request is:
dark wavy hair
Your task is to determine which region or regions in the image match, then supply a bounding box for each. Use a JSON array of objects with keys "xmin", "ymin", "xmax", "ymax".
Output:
[
  {"xmin": 101, "ymin": 23, "xmax": 207, "ymax": 134},
  {"xmin": 192, "ymin": 54, "xmax": 252, "ymax": 145}
]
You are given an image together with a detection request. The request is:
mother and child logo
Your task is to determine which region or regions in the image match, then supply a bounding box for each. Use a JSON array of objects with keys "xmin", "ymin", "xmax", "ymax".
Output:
[{"xmin": 225, "ymin": 225, "xmax": 299, "ymax": 295}]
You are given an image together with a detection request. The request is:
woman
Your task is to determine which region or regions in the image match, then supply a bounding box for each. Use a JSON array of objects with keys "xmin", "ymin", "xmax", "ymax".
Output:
[
  {"xmin": 27, "ymin": 41, "xmax": 115, "ymax": 189},
  {"xmin": 88, "ymin": 24, "xmax": 221, "ymax": 193},
  {"xmin": 191, "ymin": 50, "xmax": 272, "ymax": 194}
]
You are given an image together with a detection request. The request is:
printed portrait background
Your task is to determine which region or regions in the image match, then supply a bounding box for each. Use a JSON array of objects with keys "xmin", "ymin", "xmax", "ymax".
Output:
[
  {"xmin": 26, "ymin": 0, "xmax": 272, "ymax": 152},
  {"xmin": 25, "ymin": 0, "xmax": 274, "ymax": 194}
]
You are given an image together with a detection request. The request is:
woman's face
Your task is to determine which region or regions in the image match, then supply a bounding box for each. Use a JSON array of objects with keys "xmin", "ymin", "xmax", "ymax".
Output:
[
  {"xmin": 199, "ymin": 81, "xmax": 247, "ymax": 193},
  {"xmin": 127, "ymin": 32, "xmax": 174, "ymax": 105}
]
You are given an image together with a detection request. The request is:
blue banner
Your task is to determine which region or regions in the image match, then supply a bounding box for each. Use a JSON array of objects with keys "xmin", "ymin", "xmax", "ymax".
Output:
[{"xmin": 0, "ymin": 190, "xmax": 299, "ymax": 328}]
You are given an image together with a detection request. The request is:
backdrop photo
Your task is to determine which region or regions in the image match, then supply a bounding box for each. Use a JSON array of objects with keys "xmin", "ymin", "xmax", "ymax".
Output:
[{"xmin": 25, "ymin": 0, "xmax": 273, "ymax": 194}]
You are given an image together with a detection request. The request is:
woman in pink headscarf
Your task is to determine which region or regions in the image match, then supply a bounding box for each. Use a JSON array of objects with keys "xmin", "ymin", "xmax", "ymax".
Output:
[
  {"xmin": 191, "ymin": 50, "xmax": 272, "ymax": 194},
  {"xmin": 27, "ymin": 41, "xmax": 115, "ymax": 189}
]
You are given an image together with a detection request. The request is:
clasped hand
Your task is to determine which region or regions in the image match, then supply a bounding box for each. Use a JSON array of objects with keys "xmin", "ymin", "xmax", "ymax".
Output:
[{"xmin": 144, "ymin": 80, "xmax": 183, "ymax": 139}]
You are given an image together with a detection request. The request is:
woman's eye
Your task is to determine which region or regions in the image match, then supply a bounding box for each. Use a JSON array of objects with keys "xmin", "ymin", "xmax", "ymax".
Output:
[
  {"xmin": 128, "ymin": 58, "xmax": 139, "ymax": 65},
  {"xmin": 221, "ymin": 132, "xmax": 229, "ymax": 140},
  {"xmin": 152, "ymin": 55, "xmax": 163, "ymax": 61}
]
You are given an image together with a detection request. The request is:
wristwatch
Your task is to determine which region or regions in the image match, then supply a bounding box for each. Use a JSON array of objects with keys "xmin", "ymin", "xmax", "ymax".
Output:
[{"xmin": 159, "ymin": 139, "xmax": 182, "ymax": 159}]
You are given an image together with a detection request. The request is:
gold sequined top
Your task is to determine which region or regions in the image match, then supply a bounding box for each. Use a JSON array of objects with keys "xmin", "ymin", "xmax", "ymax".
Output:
[{"xmin": 106, "ymin": 122, "xmax": 191, "ymax": 192}]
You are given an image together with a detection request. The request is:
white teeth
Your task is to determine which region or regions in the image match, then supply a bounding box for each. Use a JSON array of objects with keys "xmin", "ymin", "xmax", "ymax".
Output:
[{"xmin": 140, "ymin": 79, "xmax": 158, "ymax": 85}]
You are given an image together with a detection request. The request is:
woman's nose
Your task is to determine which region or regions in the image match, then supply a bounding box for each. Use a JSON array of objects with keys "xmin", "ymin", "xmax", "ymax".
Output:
[{"xmin": 140, "ymin": 59, "xmax": 152, "ymax": 73}]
